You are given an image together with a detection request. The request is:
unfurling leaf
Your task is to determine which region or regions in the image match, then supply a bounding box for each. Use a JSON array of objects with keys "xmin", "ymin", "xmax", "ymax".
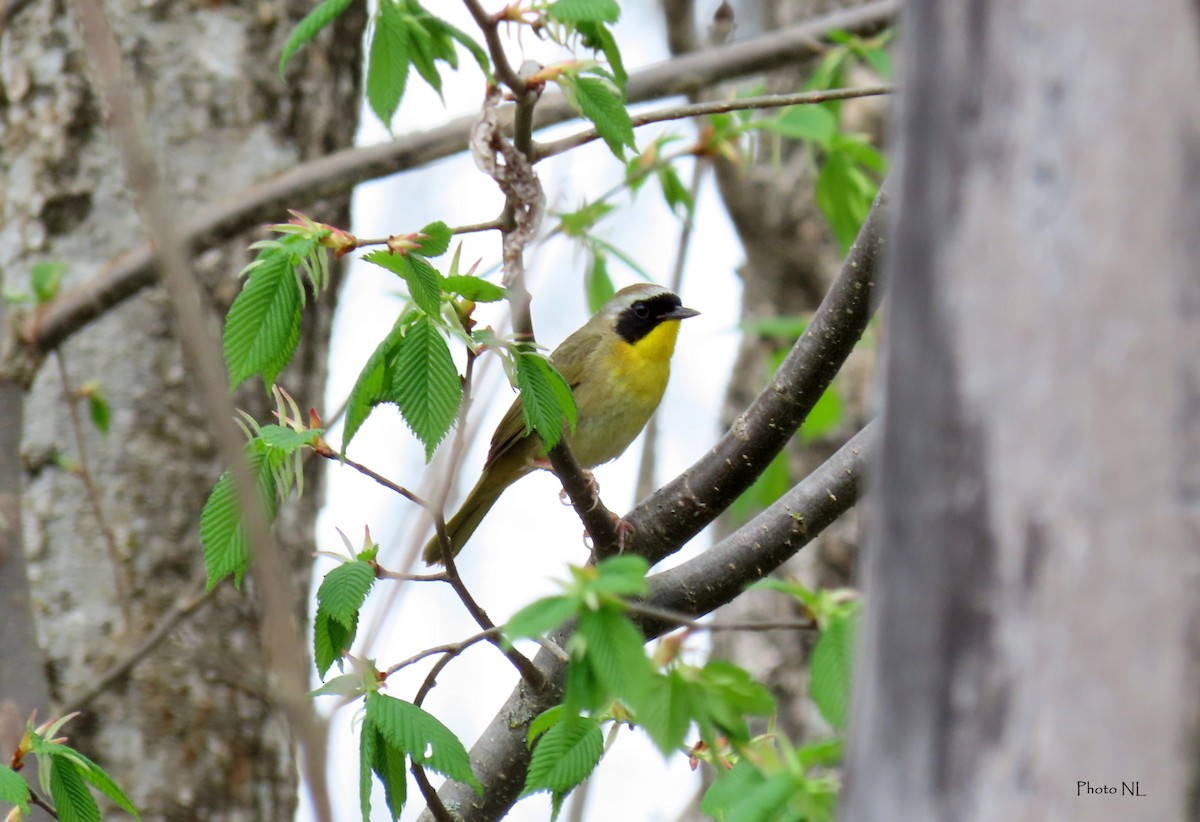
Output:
[
  {"xmin": 562, "ymin": 75, "xmax": 635, "ymax": 159},
  {"xmin": 199, "ymin": 443, "xmax": 281, "ymax": 589},
  {"xmin": 514, "ymin": 349, "xmax": 578, "ymax": 450},
  {"xmin": 367, "ymin": 0, "xmax": 410, "ymax": 127},
  {"xmin": 317, "ymin": 560, "xmax": 376, "ymax": 629}
]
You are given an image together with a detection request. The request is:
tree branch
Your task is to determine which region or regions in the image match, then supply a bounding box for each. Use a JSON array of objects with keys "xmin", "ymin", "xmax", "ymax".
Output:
[
  {"xmin": 26, "ymin": 0, "xmax": 897, "ymax": 358},
  {"xmin": 419, "ymin": 425, "xmax": 876, "ymax": 821},
  {"xmin": 609, "ymin": 183, "xmax": 889, "ymax": 565},
  {"xmin": 534, "ymin": 85, "xmax": 895, "ymax": 161}
]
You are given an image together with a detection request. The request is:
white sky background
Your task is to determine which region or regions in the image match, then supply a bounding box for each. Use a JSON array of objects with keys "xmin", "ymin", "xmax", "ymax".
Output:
[{"xmin": 302, "ymin": 3, "xmax": 744, "ymax": 819}]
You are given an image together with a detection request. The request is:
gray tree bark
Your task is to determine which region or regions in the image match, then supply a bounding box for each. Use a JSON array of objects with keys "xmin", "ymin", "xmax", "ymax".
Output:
[
  {"xmin": 843, "ymin": 2, "xmax": 1200, "ymax": 820},
  {"xmin": 1, "ymin": 0, "xmax": 362, "ymax": 817}
]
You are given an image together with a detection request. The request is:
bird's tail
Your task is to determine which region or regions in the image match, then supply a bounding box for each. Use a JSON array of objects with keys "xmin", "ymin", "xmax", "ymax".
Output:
[{"xmin": 421, "ymin": 471, "xmax": 512, "ymax": 565}]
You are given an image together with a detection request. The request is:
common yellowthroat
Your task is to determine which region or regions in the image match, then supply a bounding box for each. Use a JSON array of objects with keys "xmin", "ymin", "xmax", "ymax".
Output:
[{"xmin": 423, "ymin": 283, "xmax": 699, "ymax": 564}]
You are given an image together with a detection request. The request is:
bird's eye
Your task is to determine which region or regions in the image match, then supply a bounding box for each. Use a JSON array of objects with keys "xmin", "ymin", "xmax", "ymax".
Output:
[{"xmin": 633, "ymin": 303, "xmax": 650, "ymax": 318}]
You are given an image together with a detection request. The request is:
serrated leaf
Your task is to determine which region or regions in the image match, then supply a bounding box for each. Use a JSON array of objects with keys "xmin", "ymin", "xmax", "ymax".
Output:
[
  {"xmin": 432, "ymin": 18, "xmax": 490, "ymax": 79},
  {"xmin": 257, "ymin": 424, "xmax": 317, "ymax": 454},
  {"xmin": 359, "ymin": 719, "xmax": 375, "ymax": 822},
  {"xmin": 577, "ymin": 606, "xmax": 652, "ymax": 705},
  {"xmin": 576, "ymin": 21, "xmax": 626, "ymax": 89},
  {"xmin": 810, "ymin": 610, "xmax": 857, "ymax": 730},
  {"xmin": 314, "ymin": 608, "xmax": 358, "ymax": 678},
  {"xmin": 200, "ymin": 445, "xmax": 280, "ymax": 589},
  {"xmin": 367, "ymin": 694, "xmax": 480, "ymax": 790},
  {"xmin": 72, "ymin": 751, "xmax": 139, "ymax": 818},
  {"xmin": 367, "ymin": 1, "xmax": 410, "ymax": 127},
  {"xmin": 521, "ymin": 715, "xmax": 603, "ymax": 796},
  {"xmin": 587, "ymin": 554, "xmax": 650, "ymax": 597},
  {"xmin": 657, "ymin": 166, "xmax": 693, "ymax": 216},
  {"xmin": 362, "ymin": 250, "xmax": 442, "ymax": 316},
  {"xmin": 442, "ymin": 275, "xmax": 506, "ymax": 303},
  {"xmin": 547, "ymin": 0, "xmax": 620, "ymax": 24},
  {"xmin": 693, "ymin": 660, "xmax": 776, "ymax": 741},
  {"xmin": 0, "ymin": 765, "xmax": 29, "ymax": 813},
  {"xmin": 279, "ymin": 0, "xmax": 354, "ymax": 77},
  {"xmin": 369, "ymin": 722, "xmax": 408, "ymax": 820},
  {"xmin": 342, "ymin": 319, "xmax": 408, "ymax": 454},
  {"xmin": 505, "ymin": 595, "xmax": 578, "ymax": 643},
  {"xmin": 636, "ymin": 670, "xmax": 693, "ymax": 755},
  {"xmin": 31, "ymin": 261, "xmax": 66, "ymax": 304},
  {"xmin": 317, "ymin": 561, "xmax": 376, "ymax": 629},
  {"xmin": 415, "ymin": 221, "xmax": 452, "ymax": 257},
  {"xmin": 391, "ymin": 317, "xmax": 462, "ymax": 460},
  {"xmin": 699, "ymin": 759, "xmax": 769, "ymax": 818},
  {"xmin": 223, "ymin": 245, "xmax": 305, "ymax": 389},
  {"xmin": 569, "ymin": 75, "xmax": 635, "ymax": 159},
  {"xmin": 765, "ymin": 104, "xmax": 838, "ymax": 147},
  {"xmin": 562, "ymin": 653, "xmax": 605, "ymax": 714},
  {"xmin": 526, "ymin": 706, "xmax": 564, "ymax": 746},
  {"xmin": 585, "ymin": 251, "xmax": 614, "ymax": 314},
  {"xmin": 49, "ymin": 755, "xmax": 99, "ymax": 822},
  {"xmin": 515, "ymin": 349, "xmax": 577, "ymax": 450}
]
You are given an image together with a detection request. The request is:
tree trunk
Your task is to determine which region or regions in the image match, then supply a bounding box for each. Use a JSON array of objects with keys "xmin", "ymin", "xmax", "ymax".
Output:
[
  {"xmin": 0, "ymin": 0, "xmax": 362, "ymax": 817},
  {"xmin": 843, "ymin": 2, "xmax": 1200, "ymax": 819}
]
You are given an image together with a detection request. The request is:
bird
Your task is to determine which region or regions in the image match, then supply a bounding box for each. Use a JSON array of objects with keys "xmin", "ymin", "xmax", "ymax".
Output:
[{"xmin": 423, "ymin": 283, "xmax": 699, "ymax": 565}]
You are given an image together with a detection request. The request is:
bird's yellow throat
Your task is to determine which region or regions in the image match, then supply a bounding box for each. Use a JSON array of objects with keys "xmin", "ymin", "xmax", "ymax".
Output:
[{"xmin": 608, "ymin": 319, "xmax": 682, "ymax": 404}]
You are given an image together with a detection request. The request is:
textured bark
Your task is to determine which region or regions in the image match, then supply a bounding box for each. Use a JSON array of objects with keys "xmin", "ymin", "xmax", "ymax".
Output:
[
  {"xmin": 0, "ymin": 0, "xmax": 362, "ymax": 817},
  {"xmin": 843, "ymin": 1, "xmax": 1200, "ymax": 819}
]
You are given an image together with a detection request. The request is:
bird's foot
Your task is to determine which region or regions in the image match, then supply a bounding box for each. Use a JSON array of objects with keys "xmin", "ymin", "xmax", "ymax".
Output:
[
  {"xmin": 557, "ymin": 469, "xmax": 600, "ymax": 510},
  {"xmin": 582, "ymin": 512, "xmax": 635, "ymax": 553}
]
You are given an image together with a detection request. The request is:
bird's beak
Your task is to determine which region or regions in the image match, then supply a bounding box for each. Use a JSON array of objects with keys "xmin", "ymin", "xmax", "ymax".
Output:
[{"xmin": 663, "ymin": 306, "xmax": 700, "ymax": 320}]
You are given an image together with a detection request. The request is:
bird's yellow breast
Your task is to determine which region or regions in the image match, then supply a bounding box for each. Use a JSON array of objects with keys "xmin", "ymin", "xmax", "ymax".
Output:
[{"xmin": 606, "ymin": 319, "xmax": 682, "ymax": 405}]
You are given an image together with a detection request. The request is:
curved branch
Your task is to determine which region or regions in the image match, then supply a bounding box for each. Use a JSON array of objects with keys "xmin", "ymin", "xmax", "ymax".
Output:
[
  {"xmin": 420, "ymin": 425, "xmax": 876, "ymax": 821},
  {"xmin": 27, "ymin": 0, "xmax": 897, "ymax": 357},
  {"xmin": 607, "ymin": 183, "xmax": 890, "ymax": 564}
]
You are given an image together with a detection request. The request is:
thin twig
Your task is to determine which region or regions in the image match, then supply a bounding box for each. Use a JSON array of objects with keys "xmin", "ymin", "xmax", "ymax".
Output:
[
  {"xmin": 535, "ymin": 85, "xmax": 895, "ymax": 160},
  {"xmin": 28, "ymin": 787, "xmax": 60, "ymax": 819},
  {"xmin": 317, "ymin": 448, "xmax": 429, "ymax": 509},
  {"xmin": 384, "ymin": 628, "xmax": 497, "ymax": 678},
  {"xmin": 412, "ymin": 762, "xmax": 456, "ymax": 822},
  {"xmin": 55, "ymin": 353, "xmax": 133, "ymax": 618},
  {"xmin": 414, "ymin": 650, "xmax": 459, "ymax": 707},
  {"xmin": 462, "ymin": 0, "xmax": 525, "ymax": 93}
]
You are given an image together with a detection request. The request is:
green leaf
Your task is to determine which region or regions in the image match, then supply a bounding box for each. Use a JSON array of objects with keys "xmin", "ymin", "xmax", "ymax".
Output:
[
  {"xmin": 587, "ymin": 554, "xmax": 650, "ymax": 597},
  {"xmin": 314, "ymin": 608, "xmax": 358, "ymax": 678},
  {"xmin": 367, "ymin": 1, "xmax": 410, "ymax": 127},
  {"xmin": 562, "ymin": 652, "xmax": 605, "ymax": 714},
  {"xmin": 342, "ymin": 319, "xmax": 409, "ymax": 454},
  {"xmin": 693, "ymin": 660, "xmax": 776, "ymax": 742},
  {"xmin": 0, "ymin": 765, "xmax": 29, "ymax": 814},
  {"xmin": 359, "ymin": 718, "xmax": 376, "ymax": 822},
  {"xmin": 636, "ymin": 670, "xmax": 693, "ymax": 755},
  {"xmin": 199, "ymin": 444, "xmax": 280, "ymax": 588},
  {"xmin": 71, "ymin": 751, "xmax": 139, "ymax": 818},
  {"xmin": 765, "ymin": 104, "xmax": 838, "ymax": 147},
  {"xmin": 835, "ymin": 132, "xmax": 888, "ymax": 174},
  {"xmin": 576, "ymin": 21, "xmax": 626, "ymax": 89},
  {"xmin": 800, "ymin": 383, "xmax": 843, "ymax": 443},
  {"xmin": 49, "ymin": 755, "xmax": 99, "ymax": 822},
  {"xmin": 257, "ymin": 424, "xmax": 317, "ymax": 454},
  {"xmin": 86, "ymin": 389, "xmax": 110, "ymax": 436},
  {"xmin": 515, "ymin": 349, "xmax": 578, "ymax": 450},
  {"xmin": 223, "ymin": 244, "xmax": 305, "ymax": 389},
  {"xmin": 368, "ymin": 721, "xmax": 408, "ymax": 820},
  {"xmin": 526, "ymin": 706, "xmax": 565, "ymax": 745},
  {"xmin": 367, "ymin": 694, "xmax": 481, "ymax": 790},
  {"xmin": 391, "ymin": 316, "xmax": 462, "ymax": 460},
  {"xmin": 700, "ymin": 759, "xmax": 776, "ymax": 820},
  {"xmin": 569, "ymin": 76, "xmax": 635, "ymax": 159},
  {"xmin": 31, "ymin": 261, "xmax": 66, "ymax": 304},
  {"xmin": 317, "ymin": 560, "xmax": 376, "ymax": 629},
  {"xmin": 362, "ymin": 250, "xmax": 442, "ymax": 316},
  {"xmin": 430, "ymin": 17, "xmax": 491, "ymax": 80},
  {"xmin": 558, "ymin": 200, "xmax": 615, "ymax": 237},
  {"xmin": 729, "ymin": 450, "xmax": 790, "ymax": 524},
  {"xmin": 860, "ymin": 44, "xmax": 893, "ymax": 81},
  {"xmin": 547, "ymin": 0, "xmax": 620, "ymax": 23},
  {"xmin": 505, "ymin": 595, "xmax": 578, "ymax": 643},
  {"xmin": 577, "ymin": 606, "xmax": 652, "ymax": 705},
  {"xmin": 656, "ymin": 165, "xmax": 693, "ymax": 216},
  {"xmin": 815, "ymin": 150, "xmax": 874, "ymax": 253},
  {"xmin": 442, "ymin": 275, "xmax": 506, "ymax": 303},
  {"xmin": 404, "ymin": 13, "xmax": 444, "ymax": 97},
  {"xmin": 521, "ymin": 715, "xmax": 603, "ymax": 796},
  {"xmin": 810, "ymin": 609, "xmax": 857, "ymax": 730},
  {"xmin": 584, "ymin": 250, "xmax": 614, "ymax": 314},
  {"xmin": 415, "ymin": 221, "xmax": 452, "ymax": 257},
  {"xmin": 279, "ymin": 0, "xmax": 354, "ymax": 77}
]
